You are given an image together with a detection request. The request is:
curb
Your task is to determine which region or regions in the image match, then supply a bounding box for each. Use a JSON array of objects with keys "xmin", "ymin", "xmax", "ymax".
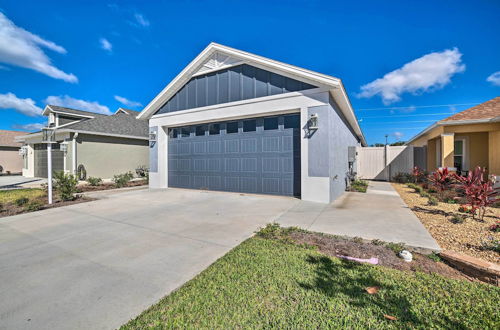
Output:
[{"xmin": 439, "ymin": 250, "xmax": 499, "ymax": 286}]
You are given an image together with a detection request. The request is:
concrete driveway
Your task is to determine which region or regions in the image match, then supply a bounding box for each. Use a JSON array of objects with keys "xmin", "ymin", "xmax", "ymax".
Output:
[
  {"xmin": 0, "ymin": 188, "xmax": 298, "ymax": 330},
  {"xmin": 0, "ymin": 176, "xmax": 46, "ymax": 190}
]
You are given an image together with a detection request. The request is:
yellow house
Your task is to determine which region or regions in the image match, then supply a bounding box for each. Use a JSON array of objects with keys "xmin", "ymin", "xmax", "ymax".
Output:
[{"xmin": 407, "ymin": 97, "xmax": 500, "ymax": 176}]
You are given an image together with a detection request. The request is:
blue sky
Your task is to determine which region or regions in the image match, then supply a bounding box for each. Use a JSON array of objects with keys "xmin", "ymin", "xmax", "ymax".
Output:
[{"xmin": 0, "ymin": 0, "xmax": 499, "ymax": 144}]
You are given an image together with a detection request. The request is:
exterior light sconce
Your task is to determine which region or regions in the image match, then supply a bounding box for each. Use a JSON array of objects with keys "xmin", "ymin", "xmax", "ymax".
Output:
[
  {"xmin": 18, "ymin": 146, "xmax": 27, "ymax": 156},
  {"xmin": 308, "ymin": 114, "xmax": 319, "ymax": 130},
  {"xmin": 149, "ymin": 131, "xmax": 157, "ymax": 147},
  {"xmin": 60, "ymin": 141, "xmax": 68, "ymax": 153}
]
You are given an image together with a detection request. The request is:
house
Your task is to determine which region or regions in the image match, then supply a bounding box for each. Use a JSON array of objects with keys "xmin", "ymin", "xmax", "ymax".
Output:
[
  {"xmin": 16, "ymin": 106, "xmax": 149, "ymax": 179},
  {"xmin": 137, "ymin": 43, "xmax": 366, "ymax": 203},
  {"xmin": 0, "ymin": 130, "xmax": 25, "ymax": 174},
  {"xmin": 407, "ymin": 97, "xmax": 500, "ymax": 176}
]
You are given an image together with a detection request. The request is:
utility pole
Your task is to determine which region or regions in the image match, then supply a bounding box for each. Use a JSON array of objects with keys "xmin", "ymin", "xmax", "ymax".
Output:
[{"xmin": 42, "ymin": 128, "xmax": 56, "ymax": 204}]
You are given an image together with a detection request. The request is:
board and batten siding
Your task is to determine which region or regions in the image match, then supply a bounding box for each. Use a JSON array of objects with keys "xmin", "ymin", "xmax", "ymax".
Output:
[{"xmin": 155, "ymin": 64, "xmax": 317, "ymax": 115}]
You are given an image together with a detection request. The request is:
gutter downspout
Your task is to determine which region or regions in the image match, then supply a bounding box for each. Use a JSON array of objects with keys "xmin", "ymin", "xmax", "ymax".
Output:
[{"xmin": 72, "ymin": 132, "xmax": 78, "ymax": 174}]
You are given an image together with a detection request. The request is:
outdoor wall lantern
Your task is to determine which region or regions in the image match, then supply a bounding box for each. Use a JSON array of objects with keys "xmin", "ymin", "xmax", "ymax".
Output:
[
  {"xmin": 42, "ymin": 127, "xmax": 56, "ymax": 143},
  {"xmin": 60, "ymin": 141, "xmax": 68, "ymax": 153},
  {"xmin": 308, "ymin": 113, "xmax": 319, "ymax": 130},
  {"xmin": 18, "ymin": 146, "xmax": 27, "ymax": 156},
  {"xmin": 149, "ymin": 131, "xmax": 157, "ymax": 147}
]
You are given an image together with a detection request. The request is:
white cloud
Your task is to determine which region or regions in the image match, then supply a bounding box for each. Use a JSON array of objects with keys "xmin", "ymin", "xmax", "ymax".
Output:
[
  {"xmin": 133, "ymin": 13, "xmax": 150, "ymax": 27},
  {"xmin": 0, "ymin": 12, "xmax": 77, "ymax": 83},
  {"xmin": 12, "ymin": 122, "xmax": 45, "ymax": 131},
  {"xmin": 44, "ymin": 95, "xmax": 111, "ymax": 115},
  {"xmin": 393, "ymin": 132, "xmax": 404, "ymax": 140},
  {"xmin": 114, "ymin": 95, "xmax": 142, "ymax": 108},
  {"xmin": 486, "ymin": 71, "xmax": 500, "ymax": 86},
  {"xmin": 358, "ymin": 48, "xmax": 465, "ymax": 104},
  {"xmin": 0, "ymin": 92, "xmax": 42, "ymax": 116},
  {"xmin": 99, "ymin": 38, "xmax": 112, "ymax": 52}
]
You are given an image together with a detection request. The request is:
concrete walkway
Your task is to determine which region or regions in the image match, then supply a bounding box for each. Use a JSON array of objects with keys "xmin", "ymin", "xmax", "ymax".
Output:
[
  {"xmin": 0, "ymin": 176, "xmax": 46, "ymax": 190},
  {"xmin": 277, "ymin": 181, "xmax": 440, "ymax": 252}
]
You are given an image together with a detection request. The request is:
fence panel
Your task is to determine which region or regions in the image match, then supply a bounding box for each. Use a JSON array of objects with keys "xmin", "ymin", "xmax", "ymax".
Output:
[{"xmin": 357, "ymin": 145, "xmax": 416, "ymax": 181}]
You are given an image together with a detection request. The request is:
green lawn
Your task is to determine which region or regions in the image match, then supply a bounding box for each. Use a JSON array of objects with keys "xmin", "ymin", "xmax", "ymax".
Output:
[
  {"xmin": 0, "ymin": 189, "xmax": 45, "ymax": 204},
  {"xmin": 123, "ymin": 237, "xmax": 499, "ymax": 329}
]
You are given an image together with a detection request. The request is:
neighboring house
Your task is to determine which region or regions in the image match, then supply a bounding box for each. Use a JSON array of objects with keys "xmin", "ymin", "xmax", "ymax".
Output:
[
  {"xmin": 0, "ymin": 130, "xmax": 25, "ymax": 174},
  {"xmin": 16, "ymin": 106, "xmax": 149, "ymax": 179},
  {"xmin": 137, "ymin": 43, "xmax": 366, "ymax": 203},
  {"xmin": 408, "ymin": 97, "xmax": 500, "ymax": 176}
]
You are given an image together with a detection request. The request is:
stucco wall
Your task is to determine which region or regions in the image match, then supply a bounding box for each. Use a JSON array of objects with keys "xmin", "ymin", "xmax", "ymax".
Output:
[
  {"xmin": 76, "ymin": 134, "xmax": 149, "ymax": 179},
  {"xmin": 456, "ymin": 132, "xmax": 489, "ymax": 171},
  {"xmin": 327, "ymin": 100, "xmax": 359, "ymax": 202},
  {"xmin": 0, "ymin": 147, "xmax": 23, "ymax": 173}
]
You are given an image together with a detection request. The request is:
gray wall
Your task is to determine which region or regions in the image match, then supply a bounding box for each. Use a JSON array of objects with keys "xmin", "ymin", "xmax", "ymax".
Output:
[
  {"xmin": 306, "ymin": 99, "xmax": 359, "ymax": 202},
  {"xmin": 328, "ymin": 99, "xmax": 359, "ymax": 202},
  {"xmin": 149, "ymin": 126, "xmax": 158, "ymax": 173},
  {"xmin": 156, "ymin": 64, "xmax": 316, "ymax": 115}
]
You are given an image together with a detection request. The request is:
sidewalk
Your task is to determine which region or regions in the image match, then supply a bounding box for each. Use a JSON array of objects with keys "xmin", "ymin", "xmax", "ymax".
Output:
[{"xmin": 276, "ymin": 181, "xmax": 440, "ymax": 253}]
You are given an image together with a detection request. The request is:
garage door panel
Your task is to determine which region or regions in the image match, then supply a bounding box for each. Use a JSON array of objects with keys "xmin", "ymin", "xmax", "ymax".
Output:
[{"xmin": 168, "ymin": 114, "xmax": 300, "ymax": 197}]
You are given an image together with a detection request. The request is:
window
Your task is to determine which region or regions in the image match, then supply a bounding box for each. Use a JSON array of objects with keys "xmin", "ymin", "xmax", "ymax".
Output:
[
  {"xmin": 196, "ymin": 125, "xmax": 207, "ymax": 136},
  {"xmin": 243, "ymin": 120, "xmax": 256, "ymax": 132},
  {"xmin": 454, "ymin": 140, "xmax": 465, "ymax": 172},
  {"xmin": 264, "ymin": 117, "xmax": 278, "ymax": 130},
  {"xmin": 284, "ymin": 115, "xmax": 300, "ymax": 129},
  {"xmin": 209, "ymin": 123, "xmax": 220, "ymax": 135},
  {"xmin": 226, "ymin": 122, "xmax": 238, "ymax": 134},
  {"xmin": 169, "ymin": 128, "xmax": 178, "ymax": 138},
  {"xmin": 181, "ymin": 127, "xmax": 190, "ymax": 137}
]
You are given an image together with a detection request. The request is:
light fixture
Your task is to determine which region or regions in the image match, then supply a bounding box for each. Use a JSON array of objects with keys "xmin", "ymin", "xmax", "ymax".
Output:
[
  {"xmin": 42, "ymin": 127, "xmax": 56, "ymax": 143},
  {"xmin": 60, "ymin": 141, "xmax": 68, "ymax": 153},
  {"xmin": 149, "ymin": 131, "xmax": 157, "ymax": 147},
  {"xmin": 18, "ymin": 146, "xmax": 27, "ymax": 156},
  {"xmin": 308, "ymin": 113, "xmax": 319, "ymax": 130}
]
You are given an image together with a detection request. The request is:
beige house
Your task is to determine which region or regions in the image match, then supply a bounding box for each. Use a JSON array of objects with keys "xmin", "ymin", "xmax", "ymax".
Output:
[
  {"xmin": 0, "ymin": 130, "xmax": 25, "ymax": 174},
  {"xmin": 16, "ymin": 106, "xmax": 149, "ymax": 179},
  {"xmin": 408, "ymin": 97, "xmax": 500, "ymax": 176}
]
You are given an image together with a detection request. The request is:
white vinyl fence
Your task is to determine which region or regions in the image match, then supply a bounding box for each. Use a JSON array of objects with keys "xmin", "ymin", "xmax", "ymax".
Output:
[{"xmin": 356, "ymin": 145, "xmax": 421, "ymax": 181}]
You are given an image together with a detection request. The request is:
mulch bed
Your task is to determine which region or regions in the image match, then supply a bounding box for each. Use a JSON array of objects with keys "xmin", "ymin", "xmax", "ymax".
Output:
[
  {"xmin": 288, "ymin": 231, "xmax": 472, "ymax": 282},
  {"xmin": 392, "ymin": 183, "xmax": 499, "ymax": 263},
  {"xmin": 77, "ymin": 179, "xmax": 147, "ymax": 192},
  {"xmin": 0, "ymin": 195, "xmax": 94, "ymax": 218}
]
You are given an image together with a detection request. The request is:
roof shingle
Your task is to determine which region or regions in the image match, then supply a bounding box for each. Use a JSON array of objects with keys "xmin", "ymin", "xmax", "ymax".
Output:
[
  {"xmin": 441, "ymin": 97, "xmax": 500, "ymax": 122},
  {"xmin": 0, "ymin": 130, "xmax": 25, "ymax": 147}
]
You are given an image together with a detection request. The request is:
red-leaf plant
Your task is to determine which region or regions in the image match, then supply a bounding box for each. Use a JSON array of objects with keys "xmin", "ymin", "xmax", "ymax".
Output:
[
  {"xmin": 428, "ymin": 167, "xmax": 453, "ymax": 200},
  {"xmin": 412, "ymin": 166, "xmax": 424, "ymax": 183},
  {"xmin": 453, "ymin": 167, "xmax": 499, "ymax": 221}
]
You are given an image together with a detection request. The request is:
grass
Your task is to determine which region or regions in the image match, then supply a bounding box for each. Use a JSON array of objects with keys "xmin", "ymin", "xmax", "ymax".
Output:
[
  {"xmin": 123, "ymin": 237, "xmax": 499, "ymax": 329},
  {"xmin": 0, "ymin": 189, "xmax": 45, "ymax": 204}
]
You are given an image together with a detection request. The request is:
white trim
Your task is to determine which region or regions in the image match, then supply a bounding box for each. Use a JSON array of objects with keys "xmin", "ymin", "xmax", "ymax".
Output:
[
  {"xmin": 137, "ymin": 42, "xmax": 342, "ymax": 120},
  {"xmin": 453, "ymin": 137, "xmax": 467, "ymax": 171},
  {"xmin": 43, "ymin": 105, "xmax": 96, "ymax": 119},
  {"xmin": 15, "ymin": 129, "xmax": 148, "ymax": 142}
]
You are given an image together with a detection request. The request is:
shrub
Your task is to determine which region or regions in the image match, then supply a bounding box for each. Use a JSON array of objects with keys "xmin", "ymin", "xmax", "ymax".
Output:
[
  {"xmin": 0, "ymin": 202, "xmax": 3, "ymax": 212},
  {"xmin": 53, "ymin": 171, "xmax": 78, "ymax": 201},
  {"xmin": 87, "ymin": 177, "xmax": 102, "ymax": 186},
  {"xmin": 385, "ymin": 242, "xmax": 406, "ymax": 254},
  {"xmin": 113, "ymin": 171, "xmax": 134, "ymax": 188},
  {"xmin": 350, "ymin": 180, "xmax": 368, "ymax": 193},
  {"xmin": 15, "ymin": 197, "xmax": 29, "ymax": 206},
  {"xmin": 450, "ymin": 214, "xmax": 466, "ymax": 224},
  {"xmin": 453, "ymin": 167, "xmax": 499, "ymax": 221},
  {"xmin": 427, "ymin": 196, "xmax": 438, "ymax": 206},
  {"xmin": 482, "ymin": 237, "xmax": 500, "ymax": 253},
  {"xmin": 489, "ymin": 221, "xmax": 500, "ymax": 233},
  {"xmin": 427, "ymin": 252, "xmax": 442, "ymax": 262},
  {"xmin": 428, "ymin": 168, "xmax": 454, "ymax": 199},
  {"xmin": 24, "ymin": 200, "xmax": 43, "ymax": 212},
  {"xmin": 412, "ymin": 166, "xmax": 427, "ymax": 183},
  {"xmin": 393, "ymin": 172, "xmax": 413, "ymax": 183},
  {"xmin": 419, "ymin": 191, "xmax": 430, "ymax": 198},
  {"xmin": 135, "ymin": 165, "xmax": 149, "ymax": 178},
  {"xmin": 458, "ymin": 205, "xmax": 473, "ymax": 214}
]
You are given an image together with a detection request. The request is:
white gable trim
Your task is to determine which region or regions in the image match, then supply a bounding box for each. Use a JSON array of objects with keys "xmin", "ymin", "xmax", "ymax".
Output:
[
  {"xmin": 137, "ymin": 43, "xmax": 342, "ymax": 120},
  {"xmin": 42, "ymin": 105, "xmax": 95, "ymax": 119}
]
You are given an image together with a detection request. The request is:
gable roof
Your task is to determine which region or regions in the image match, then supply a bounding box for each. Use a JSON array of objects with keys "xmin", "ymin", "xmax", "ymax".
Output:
[
  {"xmin": 442, "ymin": 97, "xmax": 500, "ymax": 122},
  {"xmin": 115, "ymin": 108, "xmax": 140, "ymax": 115},
  {"xmin": 17, "ymin": 106, "xmax": 148, "ymax": 142},
  {"xmin": 0, "ymin": 130, "xmax": 25, "ymax": 147},
  {"xmin": 137, "ymin": 42, "xmax": 366, "ymax": 145},
  {"xmin": 407, "ymin": 97, "xmax": 500, "ymax": 143}
]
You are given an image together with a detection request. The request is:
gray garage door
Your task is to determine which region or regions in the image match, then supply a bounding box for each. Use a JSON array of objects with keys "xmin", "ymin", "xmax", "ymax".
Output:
[
  {"xmin": 168, "ymin": 114, "xmax": 301, "ymax": 197},
  {"xmin": 34, "ymin": 143, "xmax": 64, "ymax": 178}
]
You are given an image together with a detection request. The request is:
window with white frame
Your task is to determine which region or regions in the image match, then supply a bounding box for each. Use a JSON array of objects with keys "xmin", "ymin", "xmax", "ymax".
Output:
[{"xmin": 454, "ymin": 139, "xmax": 465, "ymax": 173}]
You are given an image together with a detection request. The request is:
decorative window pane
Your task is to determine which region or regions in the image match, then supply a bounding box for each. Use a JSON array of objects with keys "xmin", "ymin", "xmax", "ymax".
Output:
[
  {"xmin": 284, "ymin": 115, "xmax": 300, "ymax": 129},
  {"xmin": 209, "ymin": 123, "xmax": 220, "ymax": 135},
  {"xmin": 226, "ymin": 122, "xmax": 238, "ymax": 134},
  {"xmin": 264, "ymin": 117, "xmax": 278, "ymax": 130},
  {"xmin": 181, "ymin": 127, "xmax": 190, "ymax": 137},
  {"xmin": 196, "ymin": 125, "xmax": 207, "ymax": 136},
  {"xmin": 243, "ymin": 120, "xmax": 256, "ymax": 132},
  {"xmin": 454, "ymin": 140, "xmax": 463, "ymax": 155}
]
